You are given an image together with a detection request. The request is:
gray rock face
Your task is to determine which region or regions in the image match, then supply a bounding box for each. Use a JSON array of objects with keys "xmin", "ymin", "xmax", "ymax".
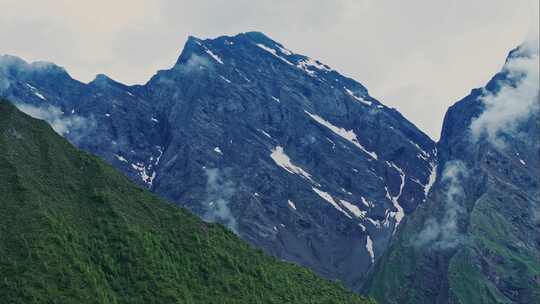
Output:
[
  {"xmin": 364, "ymin": 45, "xmax": 540, "ymax": 303},
  {"xmin": 0, "ymin": 32, "xmax": 436, "ymax": 287}
]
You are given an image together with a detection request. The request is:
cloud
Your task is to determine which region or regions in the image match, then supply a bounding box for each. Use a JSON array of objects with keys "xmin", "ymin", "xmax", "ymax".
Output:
[
  {"xmin": 412, "ymin": 1, "xmax": 538, "ymax": 250},
  {"xmin": 413, "ymin": 3, "xmax": 538, "ymax": 248},
  {"xmin": 1, "ymin": 54, "xmax": 61, "ymax": 75},
  {"xmin": 14, "ymin": 103, "xmax": 95, "ymax": 144},
  {"xmin": 0, "ymin": 56, "xmax": 17, "ymax": 93},
  {"xmin": 415, "ymin": 161, "xmax": 468, "ymax": 249},
  {"xmin": 0, "ymin": 55, "xmax": 69, "ymax": 96},
  {"xmin": 0, "ymin": 78, "xmax": 9, "ymax": 92},
  {"xmin": 470, "ymin": 42, "xmax": 539, "ymax": 149},
  {"xmin": 202, "ymin": 168, "xmax": 239, "ymax": 234},
  {"xmin": 179, "ymin": 54, "xmax": 212, "ymax": 73},
  {"xmin": 524, "ymin": 0, "xmax": 539, "ymax": 54}
]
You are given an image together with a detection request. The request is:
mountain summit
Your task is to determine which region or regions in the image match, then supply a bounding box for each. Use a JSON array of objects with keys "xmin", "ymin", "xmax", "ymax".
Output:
[{"xmin": 1, "ymin": 32, "xmax": 436, "ymax": 287}]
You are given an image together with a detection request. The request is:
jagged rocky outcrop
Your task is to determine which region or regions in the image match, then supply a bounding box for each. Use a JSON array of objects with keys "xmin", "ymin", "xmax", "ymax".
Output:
[
  {"xmin": 364, "ymin": 43, "xmax": 540, "ymax": 303},
  {"xmin": 0, "ymin": 32, "xmax": 436, "ymax": 287}
]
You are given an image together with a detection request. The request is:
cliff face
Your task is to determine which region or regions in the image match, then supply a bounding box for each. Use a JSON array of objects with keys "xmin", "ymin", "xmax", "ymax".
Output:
[{"xmin": 364, "ymin": 44, "xmax": 540, "ymax": 303}]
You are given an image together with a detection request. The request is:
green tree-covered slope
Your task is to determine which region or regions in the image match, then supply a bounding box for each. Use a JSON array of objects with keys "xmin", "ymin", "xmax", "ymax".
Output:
[{"xmin": 0, "ymin": 100, "xmax": 374, "ymax": 304}]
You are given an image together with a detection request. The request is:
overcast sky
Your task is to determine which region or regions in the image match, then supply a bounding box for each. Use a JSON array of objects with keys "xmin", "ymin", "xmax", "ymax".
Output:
[{"xmin": 1, "ymin": 0, "xmax": 537, "ymax": 139}]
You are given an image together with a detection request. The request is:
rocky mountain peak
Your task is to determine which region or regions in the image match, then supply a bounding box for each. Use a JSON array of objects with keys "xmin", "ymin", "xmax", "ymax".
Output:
[
  {"xmin": 3, "ymin": 32, "xmax": 437, "ymax": 290},
  {"xmin": 88, "ymin": 73, "xmax": 125, "ymax": 88},
  {"xmin": 170, "ymin": 32, "xmax": 371, "ymax": 98},
  {"xmin": 0, "ymin": 55, "xmax": 69, "ymax": 79},
  {"xmin": 364, "ymin": 44, "xmax": 540, "ymax": 303}
]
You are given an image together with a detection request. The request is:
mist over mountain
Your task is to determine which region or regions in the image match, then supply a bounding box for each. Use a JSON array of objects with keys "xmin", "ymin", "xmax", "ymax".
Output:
[{"xmin": 364, "ymin": 41, "xmax": 540, "ymax": 303}]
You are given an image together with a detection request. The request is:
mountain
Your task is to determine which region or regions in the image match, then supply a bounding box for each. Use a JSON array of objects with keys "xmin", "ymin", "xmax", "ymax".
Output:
[
  {"xmin": 0, "ymin": 100, "xmax": 375, "ymax": 303},
  {"xmin": 363, "ymin": 43, "xmax": 540, "ymax": 303},
  {"xmin": 0, "ymin": 32, "xmax": 436, "ymax": 287}
]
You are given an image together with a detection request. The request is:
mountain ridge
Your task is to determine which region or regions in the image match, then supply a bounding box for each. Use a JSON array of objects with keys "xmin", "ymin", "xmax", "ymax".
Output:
[{"xmin": 1, "ymin": 31, "xmax": 437, "ymax": 288}]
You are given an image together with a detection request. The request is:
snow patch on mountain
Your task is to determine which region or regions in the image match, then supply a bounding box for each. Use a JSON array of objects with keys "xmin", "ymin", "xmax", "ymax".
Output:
[
  {"xmin": 288, "ymin": 199, "xmax": 297, "ymax": 210},
  {"xmin": 361, "ymin": 197, "xmax": 374, "ymax": 208},
  {"xmin": 312, "ymin": 187, "xmax": 351, "ymax": 218},
  {"xmin": 115, "ymin": 154, "xmax": 128, "ymax": 163},
  {"xmin": 256, "ymin": 44, "xmax": 294, "ymax": 66},
  {"xmin": 344, "ymin": 87, "xmax": 371, "ymax": 106},
  {"xmin": 424, "ymin": 162, "xmax": 438, "ymax": 199},
  {"xmin": 219, "ymin": 75, "xmax": 232, "ymax": 83},
  {"xmin": 385, "ymin": 161, "xmax": 406, "ymax": 232},
  {"xmin": 25, "ymin": 83, "xmax": 46, "ymax": 100},
  {"xmin": 305, "ymin": 111, "xmax": 378, "ymax": 160},
  {"xmin": 205, "ymin": 49, "xmax": 224, "ymax": 64},
  {"xmin": 276, "ymin": 44, "xmax": 293, "ymax": 55},
  {"xmin": 34, "ymin": 91, "xmax": 46, "ymax": 100},
  {"xmin": 297, "ymin": 57, "xmax": 332, "ymax": 76},
  {"xmin": 131, "ymin": 162, "xmax": 156, "ymax": 186},
  {"xmin": 270, "ymin": 146, "xmax": 316, "ymax": 183},
  {"xmin": 258, "ymin": 129, "xmax": 272, "ymax": 138},
  {"xmin": 366, "ymin": 235, "xmax": 375, "ymax": 264},
  {"xmin": 340, "ymin": 199, "xmax": 367, "ymax": 218}
]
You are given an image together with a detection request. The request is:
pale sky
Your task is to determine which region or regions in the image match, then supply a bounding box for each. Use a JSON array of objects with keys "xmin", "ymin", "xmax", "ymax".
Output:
[{"xmin": 1, "ymin": 0, "xmax": 537, "ymax": 139}]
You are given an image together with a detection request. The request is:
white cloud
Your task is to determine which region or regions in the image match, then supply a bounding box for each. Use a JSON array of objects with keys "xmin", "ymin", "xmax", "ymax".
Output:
[
  {"xmin": 202, "ymin": 168, "xmax": 239, "ymax": 234},
  {"xmin": 181, "ymin": 54, "xmax": 213, "ymax": 72},
  {"xmin": 15, "ymin": 103, "xmax": 95, "ymax": 143},
  {"xmin": 415, "ymin": 161, "xmax": 468, "ymax": 249},
  {"xmin": 470, "ymin": 41, "xmax": 539, "ymax": 148},
  {"xmin": 0, "ymin": 78, "xmax": 9, "ymax": 91}
]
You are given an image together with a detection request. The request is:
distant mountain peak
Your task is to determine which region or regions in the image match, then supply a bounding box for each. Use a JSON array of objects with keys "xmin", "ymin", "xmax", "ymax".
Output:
[
  {"xmin": 174, "ymin": 35, "xmax": 222, "ymax": 67},
  {"xmin": 174, "ymin": 31, "xmax": 294, "ymax": 65},
  {"xmin": 0, "ymin": 54, "xmax": 70, "ymax": 80},
  {"xmin": 0, "ymin": 54, "xmax": 28, "ymax": 69},
  {"xmin": 169, "ymin": 32, "xmax": 371, "ymax": 98},
  {"xmin": 238, "ymin": 31, "xmax": 281, "ymax": 45},
  {"xmin": 88, "ymin": 73, "xmax": 123, "ymax": 87}
]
